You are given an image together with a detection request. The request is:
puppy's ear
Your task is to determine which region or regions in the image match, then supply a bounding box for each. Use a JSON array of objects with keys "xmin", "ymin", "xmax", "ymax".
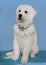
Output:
[
  {"xmin": 31, "ymin": 6, "xmax": 37, "ymax": 19},
  {"xmin": 32, "ymin": 8, "xmax": 37, "ymax": 16}
]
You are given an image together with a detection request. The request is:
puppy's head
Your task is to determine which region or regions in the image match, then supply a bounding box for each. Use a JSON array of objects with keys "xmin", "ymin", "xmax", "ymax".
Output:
[{"xmin": 16, "ymin": 5, "xmax": 37, "ymax": 26}]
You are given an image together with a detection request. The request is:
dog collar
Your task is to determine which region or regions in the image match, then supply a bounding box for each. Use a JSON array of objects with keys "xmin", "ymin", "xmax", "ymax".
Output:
[{"xmin": 18, "ymin": 23, "xmax": 33, "ymax": 31}]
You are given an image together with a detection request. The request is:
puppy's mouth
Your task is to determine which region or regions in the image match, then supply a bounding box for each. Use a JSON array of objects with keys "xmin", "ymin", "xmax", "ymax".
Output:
[
  {"xmin": 17, "ymin": 17, "xmax": 24, "ymax": 23},
  {"xmin": 18, "ymin": 17, "xmax": 22, "ymax": 20}
]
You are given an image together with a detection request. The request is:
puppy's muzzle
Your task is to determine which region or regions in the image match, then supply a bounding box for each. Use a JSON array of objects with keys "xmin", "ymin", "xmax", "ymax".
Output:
[{"xmin": 18, "ymin": 14, "xmax": 22, "ymax": 20}]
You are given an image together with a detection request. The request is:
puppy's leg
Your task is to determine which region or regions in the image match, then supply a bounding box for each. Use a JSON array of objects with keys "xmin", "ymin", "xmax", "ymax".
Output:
[
  {"xmin": 21, "ymin": 43, "xmax": 31, "ymax": 64},
  {"xmin": 30, "ymin": 45, "xmax": 39, "ymax": 58},
  {"xmin": 30, "ymin": 34, "xmax": 39, "ymax": 58},
  {"xmin": 11, "ymin": 37, "xmax": 20, "ymax": 60},
  {"xmin": 5, "ymin": 37, "xmax": 20, "ymax": 60}
]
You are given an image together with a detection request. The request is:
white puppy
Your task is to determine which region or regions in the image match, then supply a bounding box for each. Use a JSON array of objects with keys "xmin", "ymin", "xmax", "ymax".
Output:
[{"xmin": 5, "ymin": 5, "xmax": 39, "ymax": 64}]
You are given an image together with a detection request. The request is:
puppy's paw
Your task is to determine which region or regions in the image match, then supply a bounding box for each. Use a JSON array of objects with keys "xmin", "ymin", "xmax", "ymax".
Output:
[
  {"xmin": 4, "ymin": 52, "xmax": 14, "ymax": 59},
  {"xmin": 21, "ymin": 57, "xmax": 28, "ymax": 64},
  {"xmin": 30, "ymin": 53, "xmax": 35, "ymax": 58},
  {"xmin": 11, "ymin": 55, "xmax": 19, "ymax": 60},
  {"xmin": 6, "ymin": 52, "xmax": 13, "ymax": 56},
  {"xmin": 4, "ymin": 56, "xmax": 11, "ymax": 59}
]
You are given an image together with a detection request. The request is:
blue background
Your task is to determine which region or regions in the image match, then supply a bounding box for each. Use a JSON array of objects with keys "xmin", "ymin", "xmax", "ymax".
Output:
[{"xmin": 0, "ymin": 0, "xmax": 46, "ymax": 52}]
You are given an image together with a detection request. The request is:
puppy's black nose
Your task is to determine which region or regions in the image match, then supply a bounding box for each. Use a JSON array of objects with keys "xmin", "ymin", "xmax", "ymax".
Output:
[{"xmin": 18, "ymin": 14, "xmax": 22, "ymax": 17}]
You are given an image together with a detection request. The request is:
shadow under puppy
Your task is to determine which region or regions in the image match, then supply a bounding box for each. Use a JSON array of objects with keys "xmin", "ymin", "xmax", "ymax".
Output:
[{"xmin": 5, "ymin": 5, "xmax": 39, "ymax": 64}]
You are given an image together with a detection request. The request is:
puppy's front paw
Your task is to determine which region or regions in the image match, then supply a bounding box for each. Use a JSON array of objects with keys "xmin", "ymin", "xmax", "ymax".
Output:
[{"xmin": 21, "ymin": 57, "xmax": 28, "ymax": 64}]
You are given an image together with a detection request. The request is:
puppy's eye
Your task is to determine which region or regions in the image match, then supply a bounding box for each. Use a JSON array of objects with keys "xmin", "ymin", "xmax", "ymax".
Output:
[
  {"xmin": 25, "ymin": 11, "xmax": 28, "ymax": 13},
  {"xmin": 19, "ymin": 10, "xmax": 21, "ymax": 12}
]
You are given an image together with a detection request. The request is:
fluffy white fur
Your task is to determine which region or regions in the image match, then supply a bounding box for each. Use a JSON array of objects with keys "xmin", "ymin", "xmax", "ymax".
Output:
[{"xmin": 5, "ymin": 5, "xmax": 39, "ymax": 64}]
